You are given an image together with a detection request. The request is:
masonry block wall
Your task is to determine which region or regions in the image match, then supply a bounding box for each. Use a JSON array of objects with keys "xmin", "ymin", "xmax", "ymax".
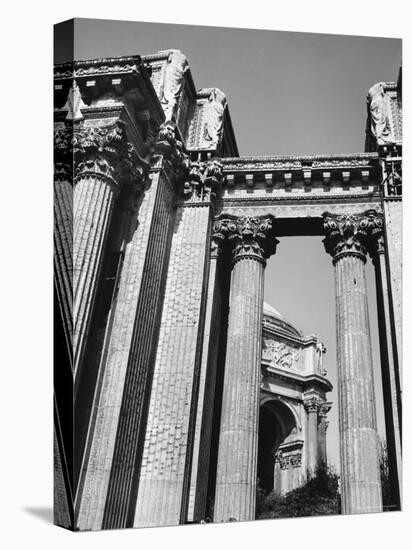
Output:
[{"xmin": 134, "ymin": 201, "xmax": 212, "ymax": 528}]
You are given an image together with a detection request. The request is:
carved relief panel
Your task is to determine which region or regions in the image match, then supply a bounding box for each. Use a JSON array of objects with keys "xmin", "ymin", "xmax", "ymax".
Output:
[{"xmin": 262, "ymin": 338, "xmax": 300, "ymax": 370}]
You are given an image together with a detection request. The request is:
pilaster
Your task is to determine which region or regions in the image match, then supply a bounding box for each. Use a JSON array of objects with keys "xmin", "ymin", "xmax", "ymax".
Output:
[{"xmin": 133, "ymin": 158, "xmax": 224, "ymax": 528}]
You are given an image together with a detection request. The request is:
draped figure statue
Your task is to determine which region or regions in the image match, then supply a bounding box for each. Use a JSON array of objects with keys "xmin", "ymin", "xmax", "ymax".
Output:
[
  {"xmin": 158, "ymin": 49, "xmax": 189, "ymax": 121},
  {"xmin": 367, "ymin": 82, "xmax": 394, "ymax": 145},
  {"xmin": 203, "ymin": 88, "xmax": 227, "ymax": 148}
]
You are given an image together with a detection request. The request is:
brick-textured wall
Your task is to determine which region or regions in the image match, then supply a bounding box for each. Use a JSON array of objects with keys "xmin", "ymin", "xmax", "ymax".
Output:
[
  {"xmin": 134, "ymin": 203, "xmax": 212, "ymax": 528},
  {"xmin": 76, "ymin": 169, "xmax": 175, "ymax": 531}
]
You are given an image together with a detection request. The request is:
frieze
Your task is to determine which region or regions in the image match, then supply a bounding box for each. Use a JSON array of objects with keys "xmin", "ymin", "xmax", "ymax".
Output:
[
  {"xmin": 262, "ymin": 339, "xmax": 300, "ymax": 370},
  {"xmin": 221, "ymin": 153, "xmax": 378, "ymax": 173},
  {"xmin": 54, "ymin": 56, "xmax": 143, "ymax": 80}
]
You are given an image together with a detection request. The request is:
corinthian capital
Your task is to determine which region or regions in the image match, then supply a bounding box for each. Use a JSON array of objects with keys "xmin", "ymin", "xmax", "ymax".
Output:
[
  {"xmin": 323, "ymin": 210, "xmax": 385, "ymax": 263},
  {"xmin": 323, "ymin": 212, "xmax": 367, "ymax": 263},
  {"xmin": 212, "ymin": 215, "xmax": 278, "ymax": 265},
  {"xmin": 304, "ymin": 396, "xmax": 321, "ymax": 413},
  {"xmin": 54, "ymin": 120, "xmax": 147, "ymax": 191}
]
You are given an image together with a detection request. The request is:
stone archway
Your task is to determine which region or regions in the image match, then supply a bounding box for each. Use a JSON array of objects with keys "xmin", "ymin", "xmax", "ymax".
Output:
[{"xmin": 257, "ymin": 399, "xmax": 297, "ymax": 495}]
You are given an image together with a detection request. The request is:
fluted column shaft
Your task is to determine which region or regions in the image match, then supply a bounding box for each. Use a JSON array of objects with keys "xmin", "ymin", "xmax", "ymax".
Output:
[
  {"xmin": 213, "ymin": 215, "xmax": 277, "ymax": 522},
  {"xmin": 214, "ymin": 250, "xmax": 264, "ymax": 522},
  {"xmin": 305, "ymin": 400, "xmax": 319, "ymax": 474},
  {"xmin": 324, "ymin": 211, "xmax": 383, "ymax": 515},
  {"xmin": 54, "ymin": 170, "xmax": 74, "ymax": 364},
  {"xmin": 73, "ymin": 174, "xmax": 118, "ymax": 377}
]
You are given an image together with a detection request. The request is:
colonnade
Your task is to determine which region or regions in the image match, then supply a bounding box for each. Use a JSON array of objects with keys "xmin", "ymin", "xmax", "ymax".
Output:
[
  {"xmin": 55, "ymin": 120, "xmax": 399, "ymax": 524},
  {"xmin": 211, "ymin": 210, "xmax": 392, "ymax": 520}
]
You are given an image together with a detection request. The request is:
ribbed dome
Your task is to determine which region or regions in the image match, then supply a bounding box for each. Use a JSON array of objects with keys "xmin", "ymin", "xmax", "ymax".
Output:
[{"xmin": 263, "ymin": 302, "xmax": 303, "ymax": 338}]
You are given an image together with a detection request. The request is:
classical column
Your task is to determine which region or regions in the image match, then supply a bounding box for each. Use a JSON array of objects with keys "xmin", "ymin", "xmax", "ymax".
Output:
[
  {"xmin": 323, "ymin": 212, "xmax": 382, "ymax": 514},
  {"xmin": 72, "ymin": 121, "xmax": 137, "ymax": 380},
  {"xmin": 367, "ymin": 212, "xmax": 401, "ymax": 509},
  {"xmin": 54, "ymin": 130, "xmax": 74, "ymax": 366},
  {"xmin": 304, "ymin": 397, "xmax": 319, "ymax": 475},
  {"xmin": 213, "ymin": 216, "xmax": 277, "ymax": 522}
]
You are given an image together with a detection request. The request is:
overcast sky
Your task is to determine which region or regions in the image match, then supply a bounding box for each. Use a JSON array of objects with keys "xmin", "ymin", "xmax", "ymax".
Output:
[{"xmin": 59, "ymin": 18, "xmax": 401, "ymax": 471}]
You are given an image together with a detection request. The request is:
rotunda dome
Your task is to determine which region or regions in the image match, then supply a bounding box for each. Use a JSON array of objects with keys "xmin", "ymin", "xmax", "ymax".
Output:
[{"xmin": 263, "ymin": 302, "xmax": 303, "ymax": 339}]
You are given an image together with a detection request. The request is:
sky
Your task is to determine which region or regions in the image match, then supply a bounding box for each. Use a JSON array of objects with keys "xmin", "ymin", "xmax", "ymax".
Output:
[{"xmin": 59, "ymin": 19, "xmax": 401, "ymax": 471}]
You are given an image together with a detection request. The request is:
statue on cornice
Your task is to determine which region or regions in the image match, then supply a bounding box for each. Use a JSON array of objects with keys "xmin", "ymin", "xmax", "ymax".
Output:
[
  {"xmin": 158, "ymin": 49, "xmax": 189, "ymax": 121},
  {"xmin": 367, "ymin": 82, "xmax": 394, "ymax": 145},
  {"xmin": 203, "ymin": 88, "xmax": 227, "ymax": 148},
  {"xmin": 315, "ymin": 340, "xmax": 327, "ymax": 376}
]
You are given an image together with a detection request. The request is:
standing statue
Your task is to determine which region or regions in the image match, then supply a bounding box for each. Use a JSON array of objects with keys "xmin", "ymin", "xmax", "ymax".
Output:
[
  {"xmin": 158, "ymin": 49, "xmax": 189, "ymax": 122},
  {"xmin": 203, "ymin": 88, "xmax": 227, "ymax": 148},
  {"xmin": 367, "ymin": 82, "xmax": 394, "ymax": 145},
  {"xmin": 315, "ymin": 340, "xmax": 327, "ymax": 376}
]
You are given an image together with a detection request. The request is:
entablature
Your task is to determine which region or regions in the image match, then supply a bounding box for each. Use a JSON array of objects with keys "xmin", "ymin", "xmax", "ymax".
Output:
[{"xmin": 220, "ymin": 152, "xmax": 380, "ymax": 193}]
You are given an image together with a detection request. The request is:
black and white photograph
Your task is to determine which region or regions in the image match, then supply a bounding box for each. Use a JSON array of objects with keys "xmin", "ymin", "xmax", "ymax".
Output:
[
  {"xmin": 1, "ymin": 3, "xmax": 409, "ymax": 549},
  {"xmin": 53, "ymin": 17, "xmax": 402, "ymax": 531}
]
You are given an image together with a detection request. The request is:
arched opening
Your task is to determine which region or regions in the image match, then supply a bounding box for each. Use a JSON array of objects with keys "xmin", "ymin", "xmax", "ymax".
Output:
[{"xmin": 257, "ymin": 399, "xmax": 297, "ymax": 495}]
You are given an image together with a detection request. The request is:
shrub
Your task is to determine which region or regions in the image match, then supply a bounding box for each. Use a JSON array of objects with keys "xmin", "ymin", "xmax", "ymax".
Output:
[{"xmin": 256, "ymin": 463, "xmax": 341, "ymax": 519}]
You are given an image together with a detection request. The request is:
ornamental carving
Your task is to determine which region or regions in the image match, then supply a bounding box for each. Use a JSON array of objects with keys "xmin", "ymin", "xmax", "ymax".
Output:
[
  {"xmin": 383, "ymin": 159, "xmax": 402, "ymax": 197},
  {"xmin": 262, "ymin": 339, "xmax": 300, "ymax": 370},
  {"xmin": 62, "ymin": 80, "xmax": 87, "ymax": 121},
  {"xmin": 222, "ymin": 154, "xmax": 376, "ymax": 174},
  {"xmin": 323, "ymin": 210, "xmax": 383, "ymax": 263},
  {"xmin": 274, "ymin": 451, "xmax": 302, "ymax": 469},
  {"xmin": 318, "ymin": 402, "xmax": 332, "ymax": 418},
  {"xmin": 304, "ymin": 397, "xmax": 321, "ymax": 413},
  {"xmin": 183, "ymin": 159, "xmax": 224, "ymax": 202},
  {"xmin": 212, "ymin": 215, "xmax": 278, "ymax": 264},
  {"xmin": 54, "ymin": 121, "xmax": 147, "ymax": 189},
  {"xmin": 158, "ymin": 50, "xmax": 189, "ymax": 121},
  {"xmin": 152, "ymin": 120, "xmax": 190, "ymax": 179}
]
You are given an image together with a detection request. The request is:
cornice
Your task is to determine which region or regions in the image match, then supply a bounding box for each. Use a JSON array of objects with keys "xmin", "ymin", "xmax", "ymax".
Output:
[{"xmin": 264, "ymin": 365, "xmax": 333, "ymax": 392}]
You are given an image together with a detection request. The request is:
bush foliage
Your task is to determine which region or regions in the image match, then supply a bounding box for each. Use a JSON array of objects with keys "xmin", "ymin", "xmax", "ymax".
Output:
[{"xmin": 256, "ymin": 463, "xmax": 341, "ymax": 520}]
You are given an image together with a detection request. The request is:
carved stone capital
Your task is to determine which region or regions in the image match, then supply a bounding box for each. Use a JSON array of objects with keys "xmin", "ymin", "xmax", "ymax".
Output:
[
  {"xmin": 304, "ymin": 396, "xmax": 321, "ymax": 413},
  {"xmin": 318, "ymin": 402, "xmax": 332, "ymax": 419},
  {"xmin": 323, "ymin": 211, "xmax": 382, "ymax": 264},
  {"xmin": 183, "ymin": 158, "xmax": 224, "ymax": 203},
  {"xmin": 54, "ymin": 121, "xmax": 147, "ymax": 192},
  {"xmin": 274, "ymin": 450, "xmax": 302, "ymax": 469},
  {"xmin": 212, "ymin": 215, "xmax": 278, "ymax": 266}
]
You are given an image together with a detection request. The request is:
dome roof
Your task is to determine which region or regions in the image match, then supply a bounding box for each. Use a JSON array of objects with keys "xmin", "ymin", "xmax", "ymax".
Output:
[{"xmin": 263, "ymin": 302, "xmax": 303, "ymax": 339}]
